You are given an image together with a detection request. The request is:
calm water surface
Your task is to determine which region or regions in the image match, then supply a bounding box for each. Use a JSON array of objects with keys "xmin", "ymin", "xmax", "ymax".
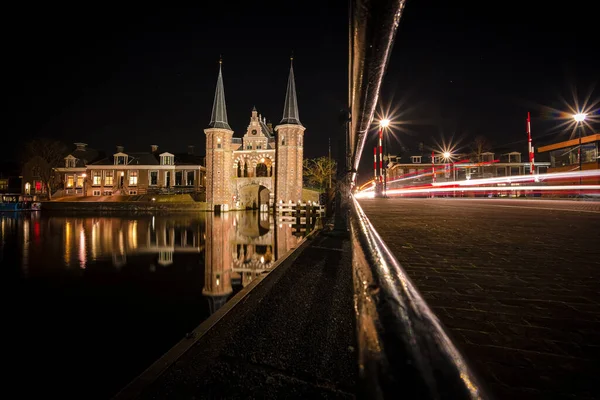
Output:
[{"xmin": 0, "ymin": 211, "xmax": 302, "ymax": 399}]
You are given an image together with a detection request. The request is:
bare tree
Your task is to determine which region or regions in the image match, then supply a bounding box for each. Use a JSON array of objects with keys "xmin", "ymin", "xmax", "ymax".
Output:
[
  {"xmin": 23, "ymin": 139, "xmax": 68, "ymax": 200},
  {"xmin": 303, "ymin": 156, "xmax": 337, "ymax": 191},
  {"xmin": 470, "ymin": 136, "xmax": 492, "ymax": 162}
]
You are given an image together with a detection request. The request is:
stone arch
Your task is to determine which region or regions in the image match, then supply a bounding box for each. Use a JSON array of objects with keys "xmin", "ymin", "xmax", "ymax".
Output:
[{"xmin": 237, "ymin": 184, "xmax": 271, "ymax": 210}]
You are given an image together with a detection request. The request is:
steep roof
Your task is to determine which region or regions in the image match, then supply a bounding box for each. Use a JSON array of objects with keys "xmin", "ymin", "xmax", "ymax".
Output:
[
  {"xmin": 208, "ymin": 62, "xmax": 231, "ymax": 130},
  {"xmin": 280, "ymin": 60, "xmax": 302, "ymax": 126}
]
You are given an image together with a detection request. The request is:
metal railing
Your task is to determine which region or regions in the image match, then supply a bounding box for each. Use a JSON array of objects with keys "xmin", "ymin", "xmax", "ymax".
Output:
[{"xmin": 350, "ymin": 195, "xmax": 487, "ymax": 399}]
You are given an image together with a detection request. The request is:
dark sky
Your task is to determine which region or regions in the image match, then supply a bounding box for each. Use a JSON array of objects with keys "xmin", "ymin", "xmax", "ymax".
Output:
[{"xmin": 5, "ymin": 1, "xmax": 599, "ymax": 178}]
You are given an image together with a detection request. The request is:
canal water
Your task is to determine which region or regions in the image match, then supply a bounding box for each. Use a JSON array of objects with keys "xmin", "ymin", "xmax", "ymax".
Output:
[{"xmin": 0, "ymin": 211, "xmax": 303, "ymax": 399}]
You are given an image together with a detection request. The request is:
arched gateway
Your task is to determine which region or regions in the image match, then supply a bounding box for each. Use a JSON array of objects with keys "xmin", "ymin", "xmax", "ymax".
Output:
[{"xmin": 204, "ymin": 60, "xmax": 305, "ymax": 212}]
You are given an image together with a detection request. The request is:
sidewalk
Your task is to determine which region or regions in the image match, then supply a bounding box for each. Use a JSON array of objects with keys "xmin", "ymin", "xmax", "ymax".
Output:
[{"xmin": 118, "ymin": 228, "xmax": 357, "ymax": 399}]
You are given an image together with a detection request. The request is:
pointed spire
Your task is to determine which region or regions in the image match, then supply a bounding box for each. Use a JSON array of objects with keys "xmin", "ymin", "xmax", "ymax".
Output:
[
  {"xmin": 280, "ymin": 57, "xmax": 302, "ymax": 126},
  {"xmin": 208, "ymin": 59, "xmax": 231, "ymax": 130}
]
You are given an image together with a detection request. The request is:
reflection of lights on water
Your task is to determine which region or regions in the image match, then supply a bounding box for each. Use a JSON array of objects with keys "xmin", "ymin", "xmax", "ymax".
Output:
[
  {"xmin": 152, "ymin": 216, "xmax": 155, "ymax": 231},
  {"xmin": 216, "ymin": 278, "xmax": 220, "ymax": 286},
  {"xmin": 22, "ymin": 218, "xmax": 30, "ymax": 273},
  {"xmin": 91, "ymin": 222, "xmax": 98, "ymax": 260},
  {"xmin": 129, "ymin": 220, "xmax": 138, "ymax": 250},
  {"xmin": 118, "ymin": 230, "xmax": 125, "ymax": 255},
  {"xmin": 260, "ymin": 256, "xmax": 265, "ymax": 263},
  {"xmin": 64, "ymin": 221, "xmax": 72, "ymax": 267},
  {"xmin": 79, "ymin": 227, "xmax": 87, "ymax": 269}
]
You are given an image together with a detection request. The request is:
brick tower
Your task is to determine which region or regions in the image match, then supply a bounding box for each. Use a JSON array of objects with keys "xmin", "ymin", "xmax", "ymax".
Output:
[
  {"xmin": 204, "ymin": 61, "xmax": 234, "ymax": 212},
  {"xmin": 275, "ymin": 60, "xmax": 305, "ymax": 204}
]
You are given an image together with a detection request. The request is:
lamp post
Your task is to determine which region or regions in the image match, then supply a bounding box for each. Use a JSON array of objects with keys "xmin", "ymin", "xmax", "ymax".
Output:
[
  {"xmin": 442, "ymin": 151, "xmax": 453, "ymax": 197},
  {"xmin": 573, "ymin": 113, "xmax": 586, "ymax": 188},
  {"xmin": 379, "ymin": 118, "xmax": 390, "ymax": 197}
]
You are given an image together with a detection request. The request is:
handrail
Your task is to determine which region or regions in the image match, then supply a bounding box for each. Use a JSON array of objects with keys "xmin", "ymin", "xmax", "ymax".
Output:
[{"xmin": 350, "ymin": 194, "xmax": 488, "ymax": 399}]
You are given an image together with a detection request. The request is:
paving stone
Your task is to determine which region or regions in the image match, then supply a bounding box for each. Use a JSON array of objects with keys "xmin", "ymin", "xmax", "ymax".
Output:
[{"xmin": 360, "ymin": 198, "xmax": 600, "ymax": 399}]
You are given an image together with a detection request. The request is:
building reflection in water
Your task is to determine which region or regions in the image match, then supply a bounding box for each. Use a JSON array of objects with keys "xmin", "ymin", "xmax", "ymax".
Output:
[{"xmin": 43, "ymin": 211, "xmax": 301, "ymax": 315}]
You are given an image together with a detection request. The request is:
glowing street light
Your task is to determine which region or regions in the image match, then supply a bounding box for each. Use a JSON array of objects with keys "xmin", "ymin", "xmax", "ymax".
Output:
[
  {"xmin": 442, "ymin": 151, "xmax": 451, "ymax": 160},
  {"xmin": 380, "ymin": 118, "xmax": 390, "ymax": 128},
  {"xmin": 574, "ymin": 113, "xmax": 587, "ymax": 123}
]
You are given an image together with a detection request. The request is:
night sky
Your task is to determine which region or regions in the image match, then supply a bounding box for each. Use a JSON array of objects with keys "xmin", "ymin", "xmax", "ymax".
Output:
[{"xmin": 6, "ymin": 1, "xmax": 599, "ymax": 179}]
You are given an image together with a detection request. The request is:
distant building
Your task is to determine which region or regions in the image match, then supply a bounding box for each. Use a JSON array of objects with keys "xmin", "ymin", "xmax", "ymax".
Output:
[
  {"xmin": 537, "ymin": 133, "xmax": 600, "ymax": 184},
  {"xmin": 386, "ymin": 149, "xmax": 550, "ymax": 184},
  {"xmin": 0, "ymin": 162, "xmax": 23, "ymax": 194},
  {"xmin": 52, "ymin": 143, "xmax": 206, "ymax": 197}
]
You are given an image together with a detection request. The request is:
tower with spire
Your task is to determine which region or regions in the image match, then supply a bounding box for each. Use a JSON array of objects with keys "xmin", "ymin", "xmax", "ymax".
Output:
[
  {"xmin": 275, "ymin": 59, "xmax": 306, "ymax": 204},
  {"xmin": 204, "ymin": 61, "xmax": 234, "ymax": 211}
]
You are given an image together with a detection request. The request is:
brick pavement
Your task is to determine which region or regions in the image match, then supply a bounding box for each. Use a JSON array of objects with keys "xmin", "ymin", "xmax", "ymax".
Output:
[{"xmin": 359, "ymin": 198, "xmax": 600, "ymax": 399}]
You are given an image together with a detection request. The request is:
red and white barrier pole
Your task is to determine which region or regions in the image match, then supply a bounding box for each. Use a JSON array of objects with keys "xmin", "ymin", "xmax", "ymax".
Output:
[
  {"xmin": 431, "ymin": 151, "xmax": 436, "ymax": 183},
  {"xmin": 374, "ymin": 146, "xmax": 378, "ymax": 182},
  {"xmin": 527, "ymin": 112, "xmax": 534, "ymax": 175},
  {"xmin": 379, "ymin": 129, "xmax": 383, "ymax": 183}
]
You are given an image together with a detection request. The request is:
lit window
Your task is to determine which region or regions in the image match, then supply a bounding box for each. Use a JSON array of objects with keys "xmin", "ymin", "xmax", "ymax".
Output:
[
  {"xmin": 129, "ymin": 171, "xmax": 138, "ymax": 186},
  {"xmin": 114, "ymin": 155, "xmax": 127, "ymax": 165},
  {"xmin": 76, "ymin": 176, "xmax": 84, "ymax": 188},
  {"xmin": 411, "ymin": 156, "xmax": 422, "ymax": 164},
  {"xmin": 66, "ymin": 176, "xmax": 74, "ymax": 188},
  {"xmin": 104, "ymin": 171, "xmax": 114, "ymax": 186},
  {"xmin": 92, "ymin": 171, "xmax": 102, "ymax": 185},
  {"xmin": 281, "ymin": 136, "xmax": 285, "ymax": 145}
]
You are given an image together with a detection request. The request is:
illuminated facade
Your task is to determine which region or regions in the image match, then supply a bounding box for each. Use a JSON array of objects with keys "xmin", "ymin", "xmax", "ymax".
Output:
[
  {"xmin": 205, "ymin": 61, "xmax": 305, "ymax": 212},
  {"xmin": 52, "ymin": 144, "xmax": 206, "ymax": 197}
]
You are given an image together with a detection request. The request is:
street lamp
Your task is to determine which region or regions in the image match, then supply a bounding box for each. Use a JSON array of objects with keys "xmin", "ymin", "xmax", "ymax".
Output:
[
  {"xmin": 379, "ymin": 119, "xmax": 390, "ymax": 197},
  {"xmin": 442, "ymin": 151, "xmax": 455, "ymax": 197},
  {"xmin": 573, "ymin": 113, "xmax": 586, "ymax": 187}
]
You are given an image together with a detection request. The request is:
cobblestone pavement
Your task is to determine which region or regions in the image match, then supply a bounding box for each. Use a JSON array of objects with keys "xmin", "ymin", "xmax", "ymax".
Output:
[{"xmin": 359, "ymin": 198, "xmax": 600, "ymax": 399}]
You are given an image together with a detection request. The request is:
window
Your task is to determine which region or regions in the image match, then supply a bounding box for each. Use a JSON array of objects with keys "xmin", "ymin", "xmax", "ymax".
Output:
[
  {"xmin": 35, "ymin": 181, "xmax": 42, "ymax": 193},
  {"xmin": 76, "ymin": 176, "xmax": 84, "ymax": 188},
  {"xmin": 104, "ymin": 171, "xmax": 114, "ymax": 186},
  {"xmin": 150, "ymin": 171, "xmax": 158, "ymax": 186},
  {"xmin": 217, "ymin": 143, "xmax": 222, "ymax": 149},
  {"xmin": 411, "ymin": 156, "xmax": 422, "ymax": 164},
  {"xmin": 160, "ymin": 155, "xmax": 174, "ymax": 165},
  {"xmin": 187, "ymin": 171, "xmax": 194, "ymax": 186},
  {"xmin": 129, "ymin": 190, "xmax": 137, "ymax": 195},
  {"xmin": 114, "ymin": 155, "xmax": 127, "ymax": 165},
  {"xmin": 246, "ymin": 144, "xmax": 252, "ymax": 150},
  {"xmin": 281, "ymin": 136, "xmax": 286, "ymax": 145},
  {"xmin": 257, "ymin": 145, "xmax": 262, "ymax": 150},
  {"xmin": 66, "ymin": 175, "xmax": 74, "ymax": 188},
  {"xmin": 103, "ymin": 190, "xmax": 113, "ymax": 196},
  {"xmin": 256, "ymin": 163, "xmax": 268, "ymax": 177},
  {"xmin": 92, "ymin": 190, "xmax": 101, "ymax": 196},
  {"xmin": 92, "ymin": 171, "xmax": 102, "ymax": 185},
  {"xmin": 129, "ymin": 171, "xmax": 138, "ymax": 186},
  {"xmin": 0, "ymin": 179, "xmax": 7, "ymax": 190},
  {"xmin": 175, "ymin": 171, "xmax": 183, "ymax": 186},
  {"xmin": 65, "ymin": 158, "xmax": 76, "ymax": 168}
]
